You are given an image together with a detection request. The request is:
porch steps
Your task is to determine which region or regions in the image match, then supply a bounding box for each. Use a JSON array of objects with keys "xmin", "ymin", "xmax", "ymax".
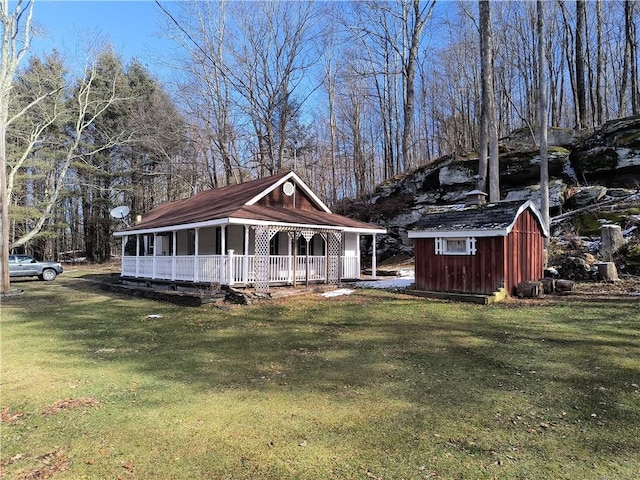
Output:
[{"xmin": 405, "ymin": 287, "xmax": 508, "ymax": 305}]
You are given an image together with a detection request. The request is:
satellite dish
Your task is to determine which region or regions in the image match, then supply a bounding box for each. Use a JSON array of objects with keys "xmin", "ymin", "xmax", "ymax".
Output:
[
  {"xmin": 110, "ymin": 205, "xmax": 131, "ymax": 227},
  {"xmin": 282, "ymin": 181, "xmax": 295, "ymax": 196}
]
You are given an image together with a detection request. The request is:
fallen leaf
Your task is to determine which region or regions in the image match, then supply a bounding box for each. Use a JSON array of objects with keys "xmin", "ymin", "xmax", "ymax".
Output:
[
  {"xmin": 0, "ymin": 407, "xmax": 28, "ymax": 425},
  {"xmin": 42, "ymin": 397, "xmax": 100, "ymax": 416}
]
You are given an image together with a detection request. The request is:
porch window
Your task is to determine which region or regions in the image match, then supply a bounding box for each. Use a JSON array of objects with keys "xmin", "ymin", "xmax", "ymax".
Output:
[
  {"xmin": 156, "ymin": 233, "xmax": 173, "ymax": 256},
  {"xmin": 270, "ymin": 234, "xmax": 280, "ymax": 255},
  {"xmin": 124, "ymin": 236, "xmax": 136, "ymax": 256},
  {"xmin": 216, "ymin": 228, "xmax": 222, "ymax": 255},
  {"xmin": 435, "ymin": 237, "xmax": 477, "ymax": 255},
  {"xmin": 187, "ymin": 229, "xmax": 195, "ymax": 255},
  {"xmin": 297, "ymin": 235, "xmax": 325, "ymax": 256},
  {"xmin": 297, "ymin": 236, "xmax": 311, "ymax": 255},
  {"xmin": 143, "ymin": 234, "xmax": 154, "ymax": 255}
]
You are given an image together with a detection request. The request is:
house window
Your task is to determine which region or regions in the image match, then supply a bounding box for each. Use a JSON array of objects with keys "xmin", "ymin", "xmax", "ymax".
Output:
[{"xmin": 435, "ymin": 237, "xmax": 477, "ymax": 255}]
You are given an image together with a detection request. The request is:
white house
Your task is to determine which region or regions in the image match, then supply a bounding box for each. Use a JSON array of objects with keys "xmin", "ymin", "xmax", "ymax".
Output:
[{"xmin": 113, "ymin": 171, "xmax": 386, "ymax": 293}]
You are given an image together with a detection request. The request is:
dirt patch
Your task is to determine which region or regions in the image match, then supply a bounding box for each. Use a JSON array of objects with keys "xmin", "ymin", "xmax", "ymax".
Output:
[{"xmin": 42, "ymin": 397, "xmax": 100, "ymax": 416}]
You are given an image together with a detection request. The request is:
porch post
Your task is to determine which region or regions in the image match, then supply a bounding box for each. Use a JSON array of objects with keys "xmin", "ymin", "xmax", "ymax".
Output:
[
  {"xmin": 254, "ymin": 226, "xmax": 277, "ymax": 294},
  {"xmin": 305, "ymin": 238, "xmax": 310, "ymax": 286},
  {"xmin": 227, "ymin": 249, "xmax": 234, "ymax": 286},
  {"xmin": 135, "ymin": 234, "xmax": 140, "ymax": 277},
  {"xmin": 194, "ymin": 228, "xmax": 200, "ymax": 282},
  {"xmin": 244, "ymin": 226, "xmax": 249, "ymax": 284},
  {"xmin": 371, "ymin": 233, "xmax": 377, "ymax": 280},
  {"xmin": 171, "ymin": 231, "xmax": 177, "ymax": 280},
  {"xmin": 120, "ymin": 235, "xmax": 125, "ymax": 265},
  {"xmin": 287, "ymin": 232, "xmax": 293, "ymax": 283},
  {"xmin": 356, "ymin": 233, "xmax": 361, "ymax": 278},
  {"xmin": 324, "ymin": 233, "xmax": 329, "ymax": 284},
  {"xmin": 291, "ymin": 232, "xmax": 298, "ymax": 287},
  {"xmin": 151, "ymin": 232, "xmax": 158, "ymax": 278},
  {"xmin": 220, "ymin": 225, "xmax": 226, "ymax": 283},
  {"xmin": 153, "ymin": 233, "xmax": 157, "ymax": 279},
  {"xmin": 326, "ymin": 231, "xmax": 342, "ymax": 285}
]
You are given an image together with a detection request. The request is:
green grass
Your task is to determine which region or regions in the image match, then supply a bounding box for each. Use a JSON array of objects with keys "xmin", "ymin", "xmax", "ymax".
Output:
[{"xmin": 2, "ymin": 272, "xmax": 640, "ymax": 479}]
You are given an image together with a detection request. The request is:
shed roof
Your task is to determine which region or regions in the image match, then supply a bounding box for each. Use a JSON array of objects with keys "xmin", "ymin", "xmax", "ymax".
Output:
[
  {"xmin": 408, "ymin": 200, "xmax": 549, "ymax": 238},
  {"xmin": 114, "ymin": 171, "xmax": 386, "ymax": 236}
]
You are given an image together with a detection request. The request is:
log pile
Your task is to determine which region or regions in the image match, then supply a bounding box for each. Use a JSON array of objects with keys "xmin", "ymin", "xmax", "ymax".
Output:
[{"xmin": 558, "ymin": 255, "xmax": 596, "ymax": 281}]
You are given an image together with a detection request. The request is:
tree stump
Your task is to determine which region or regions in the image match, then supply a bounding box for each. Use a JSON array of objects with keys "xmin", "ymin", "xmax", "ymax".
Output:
[
  {"xmin": 596, "ymin": 262, "xmax": 619, "ymax": 282},
  {"xmin": 516, "ymin": 281, "xmax": 543, "ymax": 298},
  {"xmin": 600, "ymin": 225, "xmax": 625, "ymax": 259},
  {"xmin": 555, "ymin": 279, "xmax": 576, "ymax": 292},
  {"xmin": 541, "ymin": 277, "xmax": 555, "ymax": 294}
]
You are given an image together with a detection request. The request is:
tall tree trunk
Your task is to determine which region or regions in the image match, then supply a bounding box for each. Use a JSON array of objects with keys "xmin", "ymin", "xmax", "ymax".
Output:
[
  {"xmin": 477, "ymin": 2, "xmax": 488, "ymax": 193},
  {"xmin": 479, "ymin": 0, "xmax": 499, "ymax": 201},
  {"xmin": 575, "ymin": 0, "xmax": 587, "ymax": 129},
  {"xmin": 595, "ymin": 0, "xmax": 603, "ymax": 125},
  {"xmin": 326, "ymin": 57, "xmax": 338, "ymax": 205},
  {"xmin": 538, "ymin": 0, "xmax": 549, "ymax": 240},
  {"xmin": 626, "ymin": 0, "xmax": 639, "ymax": 115},
  {"xmin": 0, "ymin": 0, "xmax": 35, "ymax": 293},
  {"xmin": 558, "ymin": 2, "xmax": 579, "ymax": 128},
  {"xmin": 401, "ymin": 0, "xmax": 435, "ymax": 173}
]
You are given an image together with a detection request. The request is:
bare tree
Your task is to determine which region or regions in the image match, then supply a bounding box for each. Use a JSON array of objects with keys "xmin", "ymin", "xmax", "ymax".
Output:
[
  {"xmin": 595, "ymin": 0, "xmax": 603, "ymax": 125},
  {"xmin": 479, "ymin": 0, "xmax": 499, "ymax": 201},
  {"xmin": 538, "ymin": 0, "xmax": 549, "ymax": 238},
  {"xmin": 0, "ymin": 0, "xmax": 35, "ymax": 293},
  {"xmin": 575, "ymin": 0, "xmax": 587, "ymax": 129},
  {"xmin": 399, "ymin": 0, "xmax": 436, "ymax": 171},
  {"xmin": 165, "ymin": 0, "xmax": 238, "ymax": 188},
  {"xmin": 625, "ymin": 0, "xmax": 639, "ymax": 115},
  {"xmin": 8, "ymin": 59, "xmax": 130, "ymax": 252}
]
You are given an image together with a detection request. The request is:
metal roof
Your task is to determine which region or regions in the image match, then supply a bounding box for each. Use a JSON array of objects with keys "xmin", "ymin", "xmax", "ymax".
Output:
[
  {"xmin": 408, "ymin": 200, "xmax": 549, "ymax": 238},
  {"xmin": 115, "ymin": 171, "xmax": 386, "ymax": 236}
]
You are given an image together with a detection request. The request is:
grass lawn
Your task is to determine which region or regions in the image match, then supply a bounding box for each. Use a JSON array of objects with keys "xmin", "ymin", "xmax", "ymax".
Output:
[{"xmin": 1, "ymin": 271, "xmax": 639, "ymax": 479}]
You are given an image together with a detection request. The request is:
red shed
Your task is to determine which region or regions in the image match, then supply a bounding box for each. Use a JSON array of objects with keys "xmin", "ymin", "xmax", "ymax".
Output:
[{"xmin": 408, "ymin": 200, "xmax": 549, "ymax": 297}]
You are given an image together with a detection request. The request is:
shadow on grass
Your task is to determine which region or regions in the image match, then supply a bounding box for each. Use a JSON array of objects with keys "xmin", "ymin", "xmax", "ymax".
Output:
[{"xmin": 7, "ymin": 277, "xmax": 640, "ymax": 460}]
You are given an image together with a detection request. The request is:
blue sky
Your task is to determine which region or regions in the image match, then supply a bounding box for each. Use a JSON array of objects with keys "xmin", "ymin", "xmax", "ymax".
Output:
[{"xmin": 29, "ymin": 1, "xmax": 174, "ymax": 75}]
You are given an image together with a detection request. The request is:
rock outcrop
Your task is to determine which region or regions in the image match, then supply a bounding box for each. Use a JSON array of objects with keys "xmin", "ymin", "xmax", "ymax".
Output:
[{"xmin": 338, "ymin": 115, "xmax": 640, "ymax": 271}]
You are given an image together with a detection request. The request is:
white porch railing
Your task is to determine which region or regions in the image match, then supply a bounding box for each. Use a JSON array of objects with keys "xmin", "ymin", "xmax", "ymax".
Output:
[{"xmin": 121, "ymin": 254, "xmax": 361, "ymax": 285}]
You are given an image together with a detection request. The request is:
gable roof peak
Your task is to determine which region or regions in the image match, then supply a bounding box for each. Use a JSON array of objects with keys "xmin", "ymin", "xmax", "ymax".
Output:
[{"xmin": 244, "ymin": 171, "xmax": 331, "ymax": 213}]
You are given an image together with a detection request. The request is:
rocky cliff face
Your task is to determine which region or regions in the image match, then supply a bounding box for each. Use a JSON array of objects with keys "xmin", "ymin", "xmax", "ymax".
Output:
[{"xmin": 336, "ymin": 115, "xmax": 640, "ymax": 269}]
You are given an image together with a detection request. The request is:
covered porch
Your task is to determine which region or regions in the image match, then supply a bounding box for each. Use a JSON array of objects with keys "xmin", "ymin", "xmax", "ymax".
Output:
[{"xmin": 116, "ymin": 221, "xmax": 381, "ymax": 291}]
